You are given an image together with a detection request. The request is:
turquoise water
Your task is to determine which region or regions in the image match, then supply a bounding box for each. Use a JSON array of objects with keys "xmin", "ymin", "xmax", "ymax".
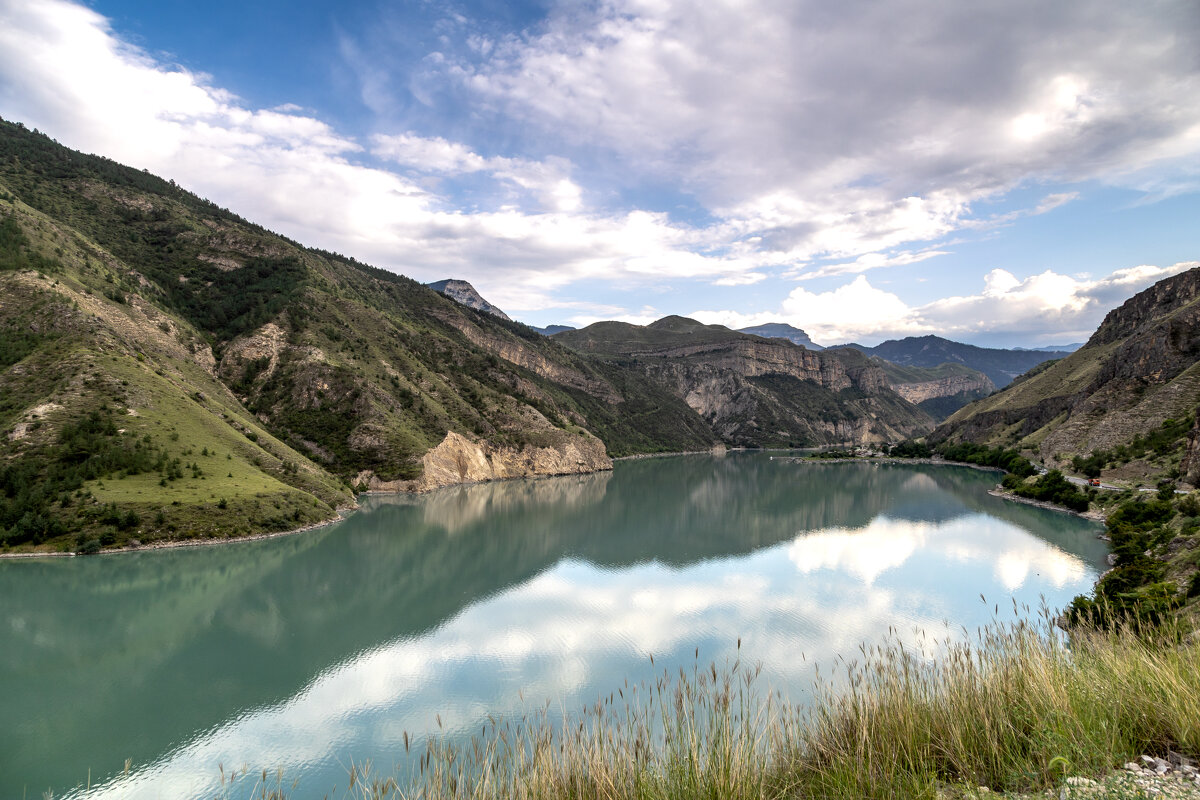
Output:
[{"xmin": 0, "ymin": 454, "xmax": 1107, "ymax": 799}]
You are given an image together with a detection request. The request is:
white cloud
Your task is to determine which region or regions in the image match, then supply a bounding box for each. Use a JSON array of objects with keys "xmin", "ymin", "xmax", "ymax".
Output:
[
  {"xmin": 81, "ymin": 508, "xmax": 1095, "ymax": 799},
  {"xmin": 371, "ymin": 133, "xmax": 584, "ymax": 212},
  {"xmin": 0, "ymin": 0, "xmax": 780, "ymax": 307},
  {"xmin": 694, "ymin": 262, "xmax": 1198, "ymax": 345},
  {"xmin": 445, "ymin": 0, "xmax": 1200, "ymax": 265},
  {"xmin": 0, "ymin": 0, "xmax": 1197, "ymax": 336}
]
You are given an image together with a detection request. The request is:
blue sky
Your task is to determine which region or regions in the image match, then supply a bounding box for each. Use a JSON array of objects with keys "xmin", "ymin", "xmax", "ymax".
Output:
[{"xmin": 1, "ymin": 0, "xmax": 1197, "ymax": 346}]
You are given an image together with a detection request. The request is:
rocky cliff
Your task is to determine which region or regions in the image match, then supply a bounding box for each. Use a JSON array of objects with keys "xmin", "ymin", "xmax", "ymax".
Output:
[
  {"xmin": 555, "ymin": 317, "xmax": 932, "ymax": 446},
  {"xmin": 357, "ymin": 429, "xmax": 612, "ymax": 493},
  {"xmin": 427, "ymin": 279, "xmax": 512, "ymax": 321},
  {"xmin": 890, "ymin": 373, "xmax": 995, "ymax": 404}
]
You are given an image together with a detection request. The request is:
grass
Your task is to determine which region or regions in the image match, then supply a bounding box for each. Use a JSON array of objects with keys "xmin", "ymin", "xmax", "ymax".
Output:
[{"xmin": 217, "ymin": 616, "xmax": 1200, "ymax": 800}]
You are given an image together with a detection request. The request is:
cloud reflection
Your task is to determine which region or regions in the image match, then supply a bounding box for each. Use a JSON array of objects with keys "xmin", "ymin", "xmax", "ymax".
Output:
[{"xmin": 77, "ymin": 510, "xmax": 1094, "ymax": 800}]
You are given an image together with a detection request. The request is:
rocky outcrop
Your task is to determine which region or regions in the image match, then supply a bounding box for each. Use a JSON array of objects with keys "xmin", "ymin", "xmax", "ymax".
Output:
[
  {"xmin": 433, "ymin": 311, "xmax": 622, "ymax": 404},
  {"xmin": 890, "ymin": 374, "xmax": 995, "ymax": 404},
  {"xmin": 428, "ymin": 279, "xmax": 512, "ymax": 321},
  {"xmin": 1182, "ymin": 410, "xmax": 1200, "ymax": 487},
  {"xmin": 358, "ymin": 430, "xmax": 613, "ymax": 493},
  {"xmin": 737, "ymin": 323, "xmax": 824, "ymax": 350}
]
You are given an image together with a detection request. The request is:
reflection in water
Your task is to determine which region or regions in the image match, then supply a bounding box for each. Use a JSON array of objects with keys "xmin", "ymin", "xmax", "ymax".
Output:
[{"xmin": 0, "ymin": 455, "xmax": 1107, "ymax": 799}]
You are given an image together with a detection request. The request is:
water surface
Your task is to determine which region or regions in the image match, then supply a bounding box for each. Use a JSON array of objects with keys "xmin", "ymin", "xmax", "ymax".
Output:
[{"xmin": 0, "ymin": 454, "xmax": 1107, "ymax": 798}]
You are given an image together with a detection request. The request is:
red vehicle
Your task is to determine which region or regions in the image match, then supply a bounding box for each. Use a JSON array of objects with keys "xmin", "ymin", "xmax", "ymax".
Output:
[{"xmin": 1088, "ymin": 478, "xmax": 1101, "ymax": 486}]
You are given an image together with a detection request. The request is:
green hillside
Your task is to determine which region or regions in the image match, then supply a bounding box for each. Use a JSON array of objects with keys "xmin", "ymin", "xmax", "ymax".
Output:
[{"xmin": 0, "ymin": 119, "xmax": 715, "ymax": 552}]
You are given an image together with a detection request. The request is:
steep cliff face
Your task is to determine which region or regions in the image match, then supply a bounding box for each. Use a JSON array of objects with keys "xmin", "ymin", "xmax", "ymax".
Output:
[
  {"xmin": 358, "ymin": 429, "xmax": 612, "ymax": 493},
  {"xmin": 935, "ymin": 267, "xmax": 1200, "ymax": 480},
  {"xmin": 432, "ymin": 310, "xmax": 622, "ymax": 403},
  {"xmin": 427, "ymin": 279, "xmax": 512, "ymax": 321},
  {"xmin": 737, "ymin": 322, "xmax": 824, "ymax": 349},
  {"xmin": 890, "ymin": 374, "xmax": 994, "ymax": 404},
  {"xmin": 555, "ymin": 317, "xmax": 932, "ymax": 447}
]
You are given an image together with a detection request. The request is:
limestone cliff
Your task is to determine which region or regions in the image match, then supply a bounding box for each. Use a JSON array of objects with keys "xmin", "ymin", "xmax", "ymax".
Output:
[
  {"xmin": 433, "ymin": 310, "xmax": 622, "ymax": 403},
  {"xmin": 358, "ymin": 429, "xmax": 613, "ymax": 493},
  {"xmin": 427, "ymin": 279, "xmax": 512, "ymax": 321},
  {"xmin": 890, "ymin": 374, "xmax": 995, "ymax": 404},
  {"xmin": 555, "ymin": 317, "xmax": 932, "ymax": 447}
]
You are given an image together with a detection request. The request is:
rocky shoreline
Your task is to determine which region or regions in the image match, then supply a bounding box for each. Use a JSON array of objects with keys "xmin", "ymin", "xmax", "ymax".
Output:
[{"xmin": 953, "ymin": 753, "xmax": 1200, "ymax": 799}]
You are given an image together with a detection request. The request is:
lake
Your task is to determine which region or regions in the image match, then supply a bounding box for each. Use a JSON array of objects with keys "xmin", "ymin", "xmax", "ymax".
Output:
[{"xmin": 0, "ymin": 453, "xmax": 1107, "ymax": 799}]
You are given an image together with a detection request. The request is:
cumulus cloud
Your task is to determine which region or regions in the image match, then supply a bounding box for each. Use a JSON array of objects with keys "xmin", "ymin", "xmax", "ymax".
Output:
[
  {"xmin": 0, "ymin": 0, "xmax": 764, "ymax": 306},
  {"xmin": 449, "ymin": 0, "xmax": 1200, "ymax": 262},
  {"xmin": 693, "ymin": 262, "xmax": 1199, "ymax": 345},
  {"xmin": 0, "ymin": 0, "xmax": 1197, "ymax": 334},
  {"xmin": 371, "ymin": 132, "xmax": 583, "ymax": 212}
]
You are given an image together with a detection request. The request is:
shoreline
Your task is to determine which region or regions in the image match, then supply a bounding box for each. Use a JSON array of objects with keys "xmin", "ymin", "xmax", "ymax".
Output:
[
  {"xmin": 987, "ymin": 487, "xmax": 1108, "ymax": 521},
  {"xmin": 614, "ymin": 445, "xmax": 732, "ymax": 461},
  {"xmin": 0, "ymin": 502, "xmax": 359, "ymax": 560},
  {"xmin": 784, "ymin": 454, "xmax": 1110, "ymax": 521},
  {"xmin": 0, "ymin": 451, "xmax": 1106, "ymax": 561},
  {"xmin": 782, "ymin": 454, "xmax": 1006, "ymax": 474},
  {"xmin": 2, "ymin": 448, "xmax": 731, "ymax": 559}
]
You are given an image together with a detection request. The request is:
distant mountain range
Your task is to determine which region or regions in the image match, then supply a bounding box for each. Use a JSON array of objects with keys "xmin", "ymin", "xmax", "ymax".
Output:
[
  {"xmin": 532, "ymin": 324, "xmax": 575, "ymax": 336},
  {"xmin": 830, "ymin": 336, "xmax": 1073, "ymax": 388},
  {"xmin": 552, "ymin": 316, "xmax": 933, "ymax": 445}
]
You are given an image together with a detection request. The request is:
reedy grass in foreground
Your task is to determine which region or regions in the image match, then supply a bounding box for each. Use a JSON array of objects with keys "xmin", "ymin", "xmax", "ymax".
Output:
[{"xmin": 224, "ymin": 618, "xmax": 1200, "ymax": 800}]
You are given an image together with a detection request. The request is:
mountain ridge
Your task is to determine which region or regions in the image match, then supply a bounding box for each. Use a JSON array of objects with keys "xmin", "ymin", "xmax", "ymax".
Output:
[
  {"xmin": 933, "ymin": 267, "xmax": 1200, "ymax": 487},
  {"xmin": 832, "ymin": 335, "xmax": 1072, "ymax": 388}
]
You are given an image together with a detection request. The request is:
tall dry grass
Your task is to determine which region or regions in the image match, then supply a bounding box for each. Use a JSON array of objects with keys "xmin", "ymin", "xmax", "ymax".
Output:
[{"xmin": 232, "ymin": 618, "xmax": 1199, "ymax": 800}]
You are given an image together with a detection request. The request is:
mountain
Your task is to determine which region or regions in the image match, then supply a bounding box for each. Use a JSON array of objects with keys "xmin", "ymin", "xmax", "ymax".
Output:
[
  {"xmin": 871, "ymin": 361, "xmax": 996, "ymax": 422},
  {"xmin": 834, "ymin": 336, "xmax": 1072, "ymax": 388},
  {"xmin": 737, "ymin": 323, "xmax": 824, "ymax": 350},
  {"xmin": 1013, "ymin": 343, "xmax": 1084, "ymax": 353},
  {"xmin": 0, "ymin": 119, "xmax": 721, "ymax": 552},
  {"xmin": 553, "ymin": 316, "xmax": 933, "ymax": 446},
  {"xmin": 934, "ymin": 267, "xmax": 1200, "ymax": 487},
  {"xmin": 427, "ymin": 279, "xmax": 512, "ymax": 321},
  {"xmin": 533, "ymin": 324, "xmax": 575, "ymax": 336}
]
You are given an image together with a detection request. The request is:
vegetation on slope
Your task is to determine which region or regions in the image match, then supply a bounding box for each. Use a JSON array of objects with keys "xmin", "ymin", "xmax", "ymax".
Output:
[{"xmin": 0, "ymin": 118, "xmax": 732, "ymax": 549}]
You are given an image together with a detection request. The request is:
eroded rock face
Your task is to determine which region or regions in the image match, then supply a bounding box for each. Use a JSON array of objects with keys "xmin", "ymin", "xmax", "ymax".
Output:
[
  {"xmin": 359, "ymin": 430, "xmax": 613, "ymax": 493},
  {"xmin": 890, "ymin": 374, "xmax": 995, "ymax": 404},
  {"xmin": 1182, "ymin": 411, "xmax": 1200, "ymax": 487},
  {"xmin": 428, "ymin": 279, "xmax": 512, "ymax": 321},
  {"xmin": 434, "ymin": 311, "xmax": 622, "ymax": 403}
]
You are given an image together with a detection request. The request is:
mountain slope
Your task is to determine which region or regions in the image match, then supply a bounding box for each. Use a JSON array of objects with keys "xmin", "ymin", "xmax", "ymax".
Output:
[
  {"xmin": 871, "ymin": 361, "xmax": 996, "ymax": 421},
  {"xmin": 934, "ymin": 267, "xmax": 1200, "ymax": 485},
  {"xmin": 0, "ymin": 119, "xmax": 722, "ymax": 551},
  {"xmin": 838, "ymin": 336, "xmax": 1071, "ymax": 388},
  {"xmin": 554, "ymin": 316, "xmax": 933, "ymax": 446}
]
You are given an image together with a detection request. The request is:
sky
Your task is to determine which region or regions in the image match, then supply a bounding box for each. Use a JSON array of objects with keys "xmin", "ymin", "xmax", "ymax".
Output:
[{"xmin": 0, "ymin": 0, "xmax": 1197, "ymax": 347}]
